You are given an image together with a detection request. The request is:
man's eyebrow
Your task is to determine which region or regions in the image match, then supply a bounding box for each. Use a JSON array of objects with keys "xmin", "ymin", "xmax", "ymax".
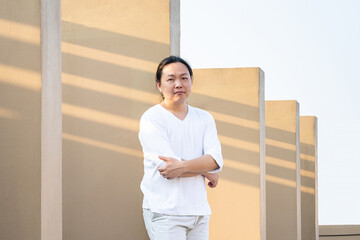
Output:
[
  {"xmin": 180, "ymin": 73, "xmax": 189, "ymax": 76},
  {"xmin": 165, "ymin": 73, "xmax": 189, "ymax": 77}
]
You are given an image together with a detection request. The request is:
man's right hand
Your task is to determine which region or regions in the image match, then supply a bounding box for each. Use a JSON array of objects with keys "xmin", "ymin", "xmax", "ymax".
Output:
[{"xmin": 203, "ymin": 173, "xmax": 219, "ymax": 188}]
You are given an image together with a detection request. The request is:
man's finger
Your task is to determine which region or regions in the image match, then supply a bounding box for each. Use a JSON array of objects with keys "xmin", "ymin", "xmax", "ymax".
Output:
[{"xmin": 158, "ymin": 156, "xmax": 169, "ymax": 162}]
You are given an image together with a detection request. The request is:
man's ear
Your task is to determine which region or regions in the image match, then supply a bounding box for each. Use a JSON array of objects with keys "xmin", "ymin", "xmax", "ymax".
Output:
[{"xmin": 156, "ymin": 82, "xmax": 162, "ymax": 92}]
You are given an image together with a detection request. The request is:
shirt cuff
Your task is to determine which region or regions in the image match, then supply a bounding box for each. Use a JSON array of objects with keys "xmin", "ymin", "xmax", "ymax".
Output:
[{"xmin": 205, "ymin": 152, "xmax": 223, "ymax": 173}]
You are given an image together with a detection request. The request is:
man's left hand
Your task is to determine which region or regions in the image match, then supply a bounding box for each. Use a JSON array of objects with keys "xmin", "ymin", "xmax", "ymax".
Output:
[{"xmin": 158, "ymin": 156, "xmax": 185, "ymax": 180}]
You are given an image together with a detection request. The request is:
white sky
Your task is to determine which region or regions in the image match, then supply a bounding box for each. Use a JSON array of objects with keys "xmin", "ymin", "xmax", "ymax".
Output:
[{"xmin": 181, "ymin": 0, "xmax": 360, "ymax": 225}]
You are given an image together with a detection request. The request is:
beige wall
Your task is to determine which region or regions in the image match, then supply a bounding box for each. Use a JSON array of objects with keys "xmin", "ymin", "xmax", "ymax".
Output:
[
  {"xmin": 61, "ymin": 0, "xmax": 172, "ymax": 239},
  {"xmin": 265, "ymin": 100, "xmax": 301, "ymax": 240},
  {"xmin": 0, "ymin": 1, "xmax": 41, "ymax": 239},
  {"xmin": 319, "ymin": 225, "xmax": 360, "ymax": 240},
  {"xmin": 189, "ymin": 68, "xmax": 266, "ymax": 240},
  {"xmin": 300, "ymin": 116, "xmax": 318, "ymax": 240}
]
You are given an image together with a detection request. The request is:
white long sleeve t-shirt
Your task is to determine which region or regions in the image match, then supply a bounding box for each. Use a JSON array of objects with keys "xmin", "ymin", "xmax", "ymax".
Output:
[{"xmin": 138, "ymin": 104, "xmax": 223, "ymax": 215}]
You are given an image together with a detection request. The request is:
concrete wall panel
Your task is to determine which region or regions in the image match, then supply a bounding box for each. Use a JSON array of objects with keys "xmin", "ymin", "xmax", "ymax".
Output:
[
  {"xmin": 320, "ymin": 225, "xmax": 360, "ymax": 240},
  {"xmin": 0, "ymin": 1, "xmax": 41, "ymax": 239},
  {"xmin": 41, "ymin": 0, "xmax": 62, "ymax": 239},
  {"xmin": 61, "ymin": 0, "xmax": 172, "ymax": 239},
  {"xmin": 189, "ymin": 68, "xmax": 266, "ymax": 240},
  {"xmin": 300, "ymin": 116, "xmax": 318, "ymax": 240},
  {"xmin": 265, "ymin": 100, "xmax": 301, "ymax": 240}
]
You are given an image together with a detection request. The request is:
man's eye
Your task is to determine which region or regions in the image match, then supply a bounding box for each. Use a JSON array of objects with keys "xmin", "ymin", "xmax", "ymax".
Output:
[
  {"xmin": 182, "ymin": 77, "xmax": 188, "ymax": 80},
  {"xmin": 167, "ymin": 79, "xmax": 174, "ymax": 81}
]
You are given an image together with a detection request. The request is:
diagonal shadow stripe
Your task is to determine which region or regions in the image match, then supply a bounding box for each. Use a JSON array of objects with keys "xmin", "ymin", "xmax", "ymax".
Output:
[
  {"xmin": 189, "ymin": 93, "xmax": 259, "ymax": 122},
  {"xmin": 0, "ymin": 6, "xmax": 40, "ymax": 27},
  {"xmin": 62, "ymin": 21, "xmax": 169, "ymax": 62},
  {"xmin": 0, "ymin": 36, "xmax": 40, "ymax": 72},
  {"xmin": 266, "ymin": 144, "xmax": 296, "ymax": 163}
]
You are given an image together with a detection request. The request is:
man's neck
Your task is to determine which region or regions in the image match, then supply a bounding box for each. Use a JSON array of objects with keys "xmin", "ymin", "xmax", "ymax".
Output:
[{"xmin": 161, "ymin": 101, "xmax": 188, "ymax": 120}]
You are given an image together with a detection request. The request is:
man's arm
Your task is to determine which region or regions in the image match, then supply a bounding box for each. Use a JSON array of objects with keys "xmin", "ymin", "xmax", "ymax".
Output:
[
  {"xmin": 165, "ymin": 168, "xmax": 219, "ymax": 188},
  {"xmin": 157, "ymin": 155, "xmax": 220, "ymax": 188},
  {"xmin": 157, "ymin": 154, "xmax": 219, "ymax": 179}
]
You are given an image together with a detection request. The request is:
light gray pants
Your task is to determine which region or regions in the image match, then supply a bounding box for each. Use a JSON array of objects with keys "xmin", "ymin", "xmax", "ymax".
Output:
[{"xmin": 143, "ymin": 208, "xmax": 210, "ymax": 240}]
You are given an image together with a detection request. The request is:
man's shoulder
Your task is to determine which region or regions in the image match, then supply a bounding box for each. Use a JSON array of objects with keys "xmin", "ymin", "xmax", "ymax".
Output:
[
  {"xmin": 189, "ymin": 105, "xmax": 213, "ymax": 120},
  {"xmin": 141, "ymin": 104, "xmax": 162, "ymax": 119}
]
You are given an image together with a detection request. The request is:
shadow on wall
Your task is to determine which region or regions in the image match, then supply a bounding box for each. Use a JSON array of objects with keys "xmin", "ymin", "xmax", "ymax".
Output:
[
  {"xmin": 300, "ymin": 139, "xmax": 317, "ymax": 240},
  {"xmin": 61, "ymin": 19, "xmax": 167, "ymax": 240},
  {"xmin": 62, "ymin": 21, "xmax": 169, "ymax": 63},
  {"xmin": 265, "ymin": 110, "xmax": 315, "ymax": 240},
  {"xmin": 265, "ymin": 125, "xmax": 315, "ymax": 194},
  {"xmin": 0, "ymin": 2, "xmax": 42, "ymax": 238},
  {"xmin": 266, "ymin": 122, "xmax": 299, "ymax": 239}
]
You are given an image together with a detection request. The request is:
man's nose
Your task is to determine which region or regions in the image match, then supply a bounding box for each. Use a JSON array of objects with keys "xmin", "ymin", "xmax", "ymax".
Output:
[{"xmin": 175, "ymin": 79, "xmax": 183, "ymax": 88}]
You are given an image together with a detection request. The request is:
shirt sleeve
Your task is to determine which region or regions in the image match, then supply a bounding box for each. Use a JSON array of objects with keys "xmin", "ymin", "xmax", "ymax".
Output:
[
  {"xmin": 203, "ymin": 114, "xmax": 223, "ymax": 173},
  {"xmin": 138, "ymin": 114, "xmax": 181, "ymax": 166}
]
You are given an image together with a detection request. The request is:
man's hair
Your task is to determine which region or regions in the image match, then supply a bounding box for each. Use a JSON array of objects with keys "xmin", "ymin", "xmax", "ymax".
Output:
[{"xmin": 155, "ymin": 56, "xmax": 193, "ymax": 86}]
